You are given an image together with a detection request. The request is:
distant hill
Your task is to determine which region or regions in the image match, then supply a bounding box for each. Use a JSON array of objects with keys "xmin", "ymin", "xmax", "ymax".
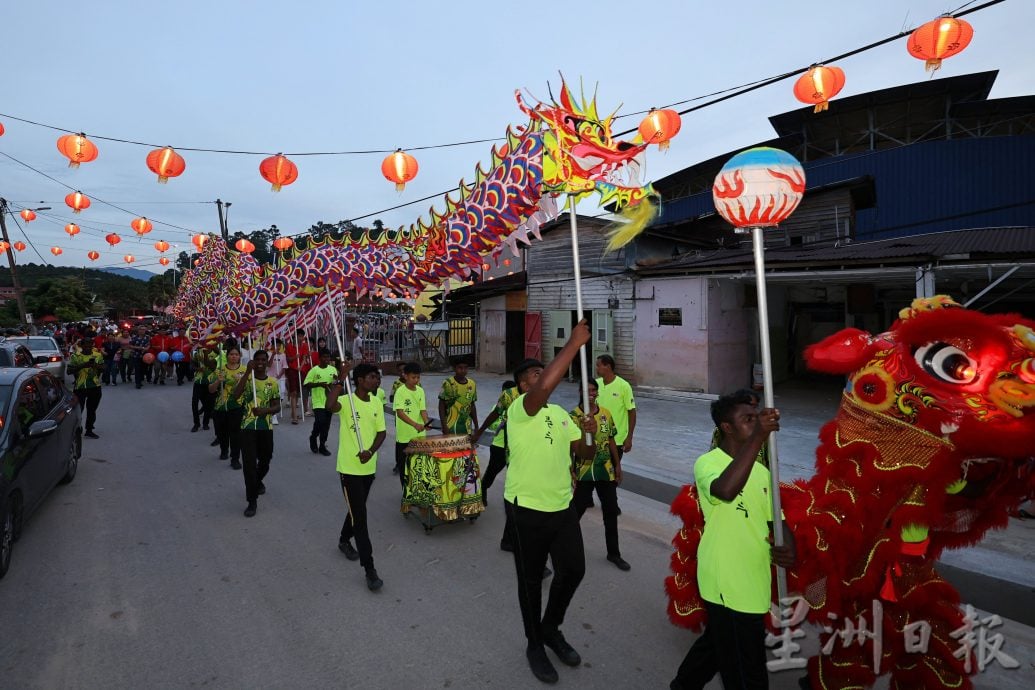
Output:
[
  {"xmin": 100, "ymin": 266, "xmax": 156, "ymax": 282},
  {"xmin": 0, "ymin": 263, "xmax": 159, "ymax": 315}
]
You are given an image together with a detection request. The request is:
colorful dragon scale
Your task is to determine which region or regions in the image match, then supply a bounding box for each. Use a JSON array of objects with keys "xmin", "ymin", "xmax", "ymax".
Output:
[
  {"xmin": 176, "ymin": 81, "xmax": 654, "ymax": 342},
  {"xmin": 666, "ymin": 296, "xmax": 1035, "ymax": 690}
]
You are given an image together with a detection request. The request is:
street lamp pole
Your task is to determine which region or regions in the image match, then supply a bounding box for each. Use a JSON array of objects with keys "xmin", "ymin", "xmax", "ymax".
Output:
[{"xmin": 0, "ymin": 198, "xmax": 50, "ymax": 325}]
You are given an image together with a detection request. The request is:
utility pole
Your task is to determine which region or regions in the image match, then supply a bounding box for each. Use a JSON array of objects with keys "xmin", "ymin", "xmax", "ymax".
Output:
[
  {"xmin": 0, "ymin": 198, "xmax": 30, "ymax": 324},
  {"xmin": 215, "ymin": 199, "xmax": 231, "ymax": 241}
]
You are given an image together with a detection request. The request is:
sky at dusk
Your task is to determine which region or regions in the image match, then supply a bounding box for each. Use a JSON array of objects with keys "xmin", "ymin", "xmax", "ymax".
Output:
[{"xmin": 1, "ymin": 0, "xmax": 1032, "ymax": 274}]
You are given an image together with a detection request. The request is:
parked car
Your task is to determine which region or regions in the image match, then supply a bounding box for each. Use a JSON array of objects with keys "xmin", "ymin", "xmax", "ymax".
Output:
[
  {"xmin": 0, "ymin": 367, "xmax": 82, "ymax": 579},
  {"xmin": 4, "ymin": 336, "xmax": 66, "ymax": 379},
  {"xmin": 0, "ymin": 341, "xmax": 36, "ymax": 369}
]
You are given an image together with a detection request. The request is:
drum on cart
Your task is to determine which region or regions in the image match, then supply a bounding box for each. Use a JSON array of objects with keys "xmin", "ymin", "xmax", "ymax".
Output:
[{"xmin": 402, "ymin": 434, "xmax": 483, "ymax": 532}]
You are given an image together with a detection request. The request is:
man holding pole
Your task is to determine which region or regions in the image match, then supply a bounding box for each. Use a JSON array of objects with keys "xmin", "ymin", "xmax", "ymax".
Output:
[
  {"xmin": 233, "ymin": 350, "xmax": 281, "ymax": 518},
  {"xmin": 669, "ymin": 390, "xmax": 796, "ymax": 690}
]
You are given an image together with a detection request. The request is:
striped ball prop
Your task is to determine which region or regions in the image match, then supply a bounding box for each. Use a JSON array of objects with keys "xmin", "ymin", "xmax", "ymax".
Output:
[{"xmin": 712, "ymin": 147, "xmax": 805, "ymax": 229}]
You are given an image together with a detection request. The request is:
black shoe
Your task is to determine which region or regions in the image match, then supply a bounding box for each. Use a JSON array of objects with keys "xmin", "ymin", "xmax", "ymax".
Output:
[
  {"xmin": 525, "ymin": 645, "xmax": 559, "ymax": 684},
  {"xmin": 135, "ymin": 385, "xmax": 142, "ymax": 389},
  {"xmin": 244, "ymin": 503, "xmax": 256, "ymax": 518},
  {"xmin": 543, "ymin": 629, "xmax": 581, "ymax": 667},
  {"xmin": 210, "ymin": 439, "xmax": 220, "ymax": 447},
  {"xmin": 338, "ymin": 541, "xmax": 360, "ymax": 561},
  {"xmin": 219, "ymin": 453, "xmax": 229, "ymax": 460},
  {"xmin": 319, "ymin": 446, "xmax": 331, "ymax": 457},
  {"xmin": 203, "ymin": 425, "xmax": 210, "ymax": 431},
  {"xmin": 365, "ymin": 567, "xmax": 383, "ymax": 591},
  {"xmin": 310, "ymin": 436, "xmax": 319, "ymax": 453},
  {"xmin": 543, "ymin": 566, "xmax": 552, "ymax": 578},
  {"xmin": 231, "ymin": 460, "xmax": 241, "ymax": 470},
  {"xmin": 616, "ymin": 506, "xmax": 622, "ymax": 516},
  {"xmin": 191, "ymin": 424, "xmax": 200, "ymax": 433},
  {"xmin": 258, "ymin": 482, "xmax": 266, "ymax": 495},
  {"xmin": 607, "ymin": 554, "xmax": 631, "ymax": 571},
  {"xmin": 84, "ymin": 430, "xmax": 99, "ymax": 439},
  {"xmin": 500, "ymin": 540, "xmax": 514, "ymax": 553},
  {"xmin": 159, "ymin": 380, "xmax": 165, "ymax": 386}
]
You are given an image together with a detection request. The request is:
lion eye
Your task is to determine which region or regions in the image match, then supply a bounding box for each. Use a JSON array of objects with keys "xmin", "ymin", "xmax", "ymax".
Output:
[{"xmin": 913, "ymin": 343, "xmax": 977, "ymax": 384}]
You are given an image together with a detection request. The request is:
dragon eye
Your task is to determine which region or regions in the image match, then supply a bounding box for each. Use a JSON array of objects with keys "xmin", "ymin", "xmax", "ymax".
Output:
[{"xmin": 913, "ymin": 343, "xmax": 977, "ymax": 384}]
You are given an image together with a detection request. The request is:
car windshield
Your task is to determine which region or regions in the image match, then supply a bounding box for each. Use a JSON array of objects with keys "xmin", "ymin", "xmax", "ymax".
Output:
[{"xmin": 15, "ymin": 338, "xmax": 58, "ymax": 351}]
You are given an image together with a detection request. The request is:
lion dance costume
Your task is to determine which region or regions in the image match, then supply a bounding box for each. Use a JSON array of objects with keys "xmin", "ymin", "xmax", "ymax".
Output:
[{"xmin": 666, "ymin": 296, "xmax": 1035, "ymax": 689}]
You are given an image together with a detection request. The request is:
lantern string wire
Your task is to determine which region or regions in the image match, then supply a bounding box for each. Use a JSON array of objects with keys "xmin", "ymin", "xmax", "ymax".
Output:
[{"xmin": 8, "ymin": 211, "xmax": 52, "ymax": 266}]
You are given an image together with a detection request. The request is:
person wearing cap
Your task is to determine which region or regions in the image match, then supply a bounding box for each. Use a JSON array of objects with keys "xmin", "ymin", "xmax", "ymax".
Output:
[{"xmin": 503, "ymin": 320, "xmax": 597, "ymax": 684}]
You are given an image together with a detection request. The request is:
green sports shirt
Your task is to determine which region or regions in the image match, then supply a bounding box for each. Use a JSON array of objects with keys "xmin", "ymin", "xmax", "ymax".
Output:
[
  {"xmin": 503, "ymin": 394, "xmax": 581, "ymax": 512},
  {"xmin": 393, "ymin": 385, "xmax": 427, "ymax": 445}
]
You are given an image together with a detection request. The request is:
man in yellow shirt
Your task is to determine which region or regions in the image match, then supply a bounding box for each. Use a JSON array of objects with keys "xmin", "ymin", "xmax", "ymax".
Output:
[
  {"xmin": 393, "ymin": 362, "xmax": 431, "ymax": 492},
  {"xmin": 438, "ymin": 357, "xmax": 478, "ymax": 435},
  {"xmin": 304, "ymin": 349, "xmax": 338, "ymax": 456},
  {"xmin": 327, "ymin": 361, "xmax": 387, "ymax": 592},
  {"xmin": 670, "ymin": 391, "xmax": 796, "ymax": 690},
  {"xmin": 504, "ymin": 321, "xmax": 597, "ymax": 684},
  {"xmin": 232, "ymin": 350, "xmax": 281, "ymax": 518}
]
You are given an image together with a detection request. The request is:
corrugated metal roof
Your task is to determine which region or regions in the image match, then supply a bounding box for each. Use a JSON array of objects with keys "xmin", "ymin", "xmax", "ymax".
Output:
[{"xmin": 636, "ymin": 227, "xmax": 1035, "ymax": 274}]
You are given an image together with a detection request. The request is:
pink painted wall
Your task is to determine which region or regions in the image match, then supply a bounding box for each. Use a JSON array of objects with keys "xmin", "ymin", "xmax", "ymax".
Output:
[{"xmin": 633, "ymin": 278, "xmax": 710, "ymax": 391}]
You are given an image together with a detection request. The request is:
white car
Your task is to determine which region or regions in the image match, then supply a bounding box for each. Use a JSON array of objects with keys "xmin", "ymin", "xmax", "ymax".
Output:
[{"xmin": 5, "ymin": 337, "xmax": 67, "ymax": 380}]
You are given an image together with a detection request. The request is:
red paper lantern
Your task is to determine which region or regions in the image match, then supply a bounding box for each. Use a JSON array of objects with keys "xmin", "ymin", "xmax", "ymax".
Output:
[
  {"xmin": 146, "ymin": 146, "xmax": 186, "ymax": 183},
  {"xmin": 159, "ymin": 257, "xmax": 170, "ymax": 266},
  {"xmin": 235, "ymin": 238, "xmax": 255, "ymax": 253},
  {"xmin": 19, "ymin": 209, "xmax": 36, "ymax": 222},
  {"xmin": 65, "ymin": 191, "xmax": 91, "ymax": 214},
  {"xmin": 907, "ymin": 15, "xmax": 974, "ymax": 72},
  {"xmin": 0, "ymin": 122, "xmax": 4, "ymax": 136},
  {"xmin": 87, "ymin": 250, "xmax": 100, "ymax": 261},
  {"xmin": 105, "ymin": 232, "xmax": 122, "ymax": 247},
  {"xmin": 381, "ymin": 149, "xmax": 419, "ymax": 191},
  {"xmin": 154, "ymin": 240, "xmax": 170, "ymax": 253},
  {"xmin": 56, "ymin": 133, "xmax": 99, "ymax": 168},
  {"xmin": 793, "ymin": 65, "xmax": 846, "ymax": 113},
  {"xmin": 0, "ymin": 242, "xmax": 9, "ymax": 253},
  {"xmin": 259, "ymin": 154, "xmax": 298, "ymax": 192},
  {"xmin": 192, "ymin": 234, "xmax": 208, "ymax": 251},
  {"xmin": 131, "ymin": 217, "xmax": 153, "ymax": 236},
  {"xmin": 64, "ymin": 223, "xmax": 81, "ymax": 238},
  {"xmin": 50, "ymin": 246, "xmax": 63, "ymax": 256},
  {"xmin": 272, "ymin": 237, "xmax": 294, "ymax": 251},
  {"xmin": 13, "ymin": 241, "xmax": 26, "ymax": 252},
  {"xmin": 638, "ymin": 108, "xmax": 682, "ymax": 151},
  {"xmin": 124, "ymin": 254, "xmax": 135, "ymax": 264}
]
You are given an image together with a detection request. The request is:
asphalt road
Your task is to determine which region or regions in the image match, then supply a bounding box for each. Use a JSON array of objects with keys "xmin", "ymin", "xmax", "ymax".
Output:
[{"xmin": 1, "ymin": 382, "xmax": 1031, "ymax": 689}]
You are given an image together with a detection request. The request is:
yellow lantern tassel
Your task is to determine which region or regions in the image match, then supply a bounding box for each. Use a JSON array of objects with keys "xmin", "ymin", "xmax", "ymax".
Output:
[
  {"xmin": 605, "ymin": 198, "xmax": 658, "ymax": 253},
  {"xmin": 659, "ymin": 141, "xmax": 671, "ymax": 152},
  {"xmin": 813, "ymin": 101, "xmax": 829, "ymax": 113},
  {"xmin": 926, "ymin": 58, "xmax": 942, "ymax": 72},
  {"xmin": 396, "ymin": 182, "xmax": 406, "ymax": 192}
]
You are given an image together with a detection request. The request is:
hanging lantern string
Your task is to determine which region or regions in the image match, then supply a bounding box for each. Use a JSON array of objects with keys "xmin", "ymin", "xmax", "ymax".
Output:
[
  {"xmin": 0, "ymin": 0, "xmax": 1004, "ymax": 158},
  {"xmin": 8, "ymin": 212, "xmax": 54, "ymax": 266}
]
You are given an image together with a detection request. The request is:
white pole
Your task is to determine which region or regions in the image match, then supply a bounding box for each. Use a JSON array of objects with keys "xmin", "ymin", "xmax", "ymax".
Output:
[
  {"xmin": 326, "ymin": 282, "xmax": 364, "ymax": 448},
  {"xmin": 750, "ymin": 226, "xmax": 787, "ymax": 604},
  {"xmin": 248, "ymin": 332, "xmax": 258, "ymax": 409},
  {"xmin": 568, "ymin": 199, "xmax": 593, "ymax": 444}
]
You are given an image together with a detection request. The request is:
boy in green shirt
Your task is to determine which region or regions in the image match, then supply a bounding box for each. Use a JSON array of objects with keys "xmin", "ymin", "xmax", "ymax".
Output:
[
  {"xmin": 438, "ymin": 357, "xmax": 478, "ymax": 435},
  {"xmin": 69, "ymin": 337, "xmax": 104, "ymax": 439},
  {"xmin": 393, "ymin": 362, "xmax": 431, "ymax": 492},
  {"xmin": 327, "ymin": 362, "xmax": 387, "ymax": 592},
  {"xmin": 233, "ymin": 350, "xmax": 281, "ymax": 518},
  {"xmin": 304, "ymin": 349, "xmax": 338, "ymax": 456},
  {"xmin": 670, "ymin": 391, "xmax": 796, "ymax": 690}
]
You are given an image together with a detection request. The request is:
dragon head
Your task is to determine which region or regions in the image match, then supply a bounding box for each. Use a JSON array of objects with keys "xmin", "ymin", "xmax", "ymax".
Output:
[
  {"xmin": 516, "ymin": 80, "xmax": 654, "ymax": 210},
  {"xmin": 806, "ymin": 296, "xmax": 1035, "ymax": 502}
]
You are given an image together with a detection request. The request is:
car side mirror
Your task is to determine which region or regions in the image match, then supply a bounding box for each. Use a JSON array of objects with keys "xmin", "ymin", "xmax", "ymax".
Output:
[{"xmin": 28, "ymin": 419, "xmax": 59, "ymax": 438}]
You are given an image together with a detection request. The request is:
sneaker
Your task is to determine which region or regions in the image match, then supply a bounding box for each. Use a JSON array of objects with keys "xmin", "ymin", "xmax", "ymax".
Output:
[
  {"xmin": 525, "ymin": 645, "xmax": 559, "ymax": 684},
  {"xmin": 319, "ymin": 447, "xmax": 331, "ymax": 457},
  {"xmin": 310, "ymin": 436, "xmax": 319, "ymax": 453},
  {"xmin": 84, "ymin": 430, "xmax": 99, "ymax": 439},
  {"xmin": 219, "ymin": 453, "xmax": 229, "ymax": 460},
  {"xmin": 500, "ymin": 540, "xmax": 514, "ymax": 553},
  {"xmin": 191, "ymin": 424, "xmax": 200, "ymax": 433},
  {"xmin": 365, "ymin": 567, "xmax": 383, "ymax": 591},
  {"xmin": 542, "ymin": 629, "xmax": 581, "ymax": 667},
  {"xmin": 231, "ymin": 460, "xmax": 242, "ymax": 470},
  {"xmin": 338, "ymin": 541, "xmax": 360, "ymax": 561},
  {"xmin": 203, "ymin": 425, "xmax": 210, "ymax": 431},
  {"xmin": 258, "ymin": 482, "xmax": 266, "ymax": 496},
  {"xmin": 607, "ymin": 554, "xmax": 631, "ymax": 571},
  {"xmin": 210, "ymin": 439, "xmax": 220, "ymax": 447},
  {"xmin": 244, "ymin": 503, "xmax": 256, "ymax": 517}
]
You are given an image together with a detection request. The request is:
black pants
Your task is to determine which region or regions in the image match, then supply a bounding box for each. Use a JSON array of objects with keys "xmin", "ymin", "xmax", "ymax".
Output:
[
  {"xmin": 483, "ymin": 445, "xmax": 513, "ymax": 540},
  {"xmin": 192, "ymin": 383, "xmax": 214, "ymax": 427},
  {"xmin": 574, "ymin": 480, "xmax": 621, "ymax": 557},
  {"xmin": 339, "ymin": 473, "xmax": 376, "ymax": 568},
  {"xmin": 176, "ymin": 361, "xmax": 190, "ymax": 384},
  {"xmin": 118, "ymin": 358, "xmax": 129, "ymax": 382},
  {"xmin": 311, "ymin": 408, "xmax": 332, "ymax": 448},
  {"xmin": 213, "ymin": 409, "xmax": 244, "ymax": 461},
  {"xmin": 670, "ymin": 600, "xmax": 768, "ymax": 690},
  {"xmin": 76, "ymin": 386, "xmax": 102, "ymax": 432},
  {"xmin": 504, "ymin": 500, "xmax": 585, "ymax": 648},
  {"xmin": 395, "ymin": 442, "xmax": 408, "ymax": 491},
  {"xmin": 134, "ymin": 357, "xmax": 146, "ymax": 386},
  {"xmin": 241, "ymin": 429, "xmax": 274, "ymax": 503},
  {"xmin": 102, "ymin": 359, "xmax": 117, "ymax": 385}
]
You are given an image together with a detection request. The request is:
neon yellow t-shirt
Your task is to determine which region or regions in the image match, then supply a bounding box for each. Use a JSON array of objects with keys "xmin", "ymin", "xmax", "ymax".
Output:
[
  {"xmin": 694, "ymin": 447, "xmax": 775, "ymax": 614},
  {"xmin": 503, "ymin": 394, "xmax": 581, "ymax": 512},
  {"xmin": 491, "ymin": 387, "xmax": 521, "ymax": 449},
  {"xmin": 439, "ymin": 376, "xmax": 477, "ymax": 435},
  {"xmin": 70, "ymin": 351, "xmax": 103, "ymax": 389},
  {"xmin": 304, "ymin": 364, "xmax": 338, "ymax": 410},
  {"xmin": 596, "ymin": 375, "xmax": 636, "ymax": 444},
  {"xmin": 570, "ymin": 405, "xmax": 617, "ymax": 482},
  {"xmin": 336, "ymin": 393, "xmax": 386, "ymax": 476},
  {"xmin": 241, "ymin": 376, "xmax": 281, "ymax": 431},
  {"xmin": 214, "ymin": 365, "xmax": 246, "ymax": 411},
  {"xmin": 393, "ymin": 385, "xmax": 427, "ymax": 445}
]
